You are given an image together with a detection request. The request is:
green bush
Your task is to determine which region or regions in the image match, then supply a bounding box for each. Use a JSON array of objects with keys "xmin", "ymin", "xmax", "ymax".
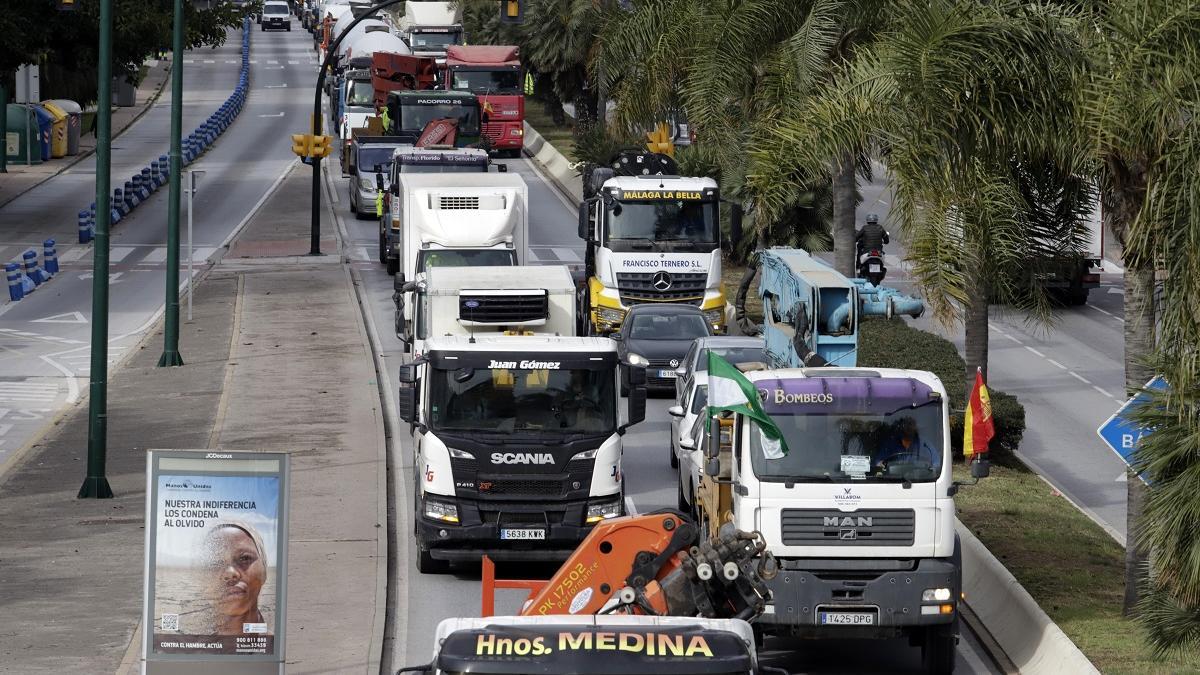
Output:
[{"xmin": 858, "ymin": 317, "xmax": 1025, "ymax": 462}]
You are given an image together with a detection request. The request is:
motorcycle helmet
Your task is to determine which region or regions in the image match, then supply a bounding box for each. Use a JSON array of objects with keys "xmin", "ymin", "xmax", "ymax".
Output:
[{"xmin": 866, "ymin": 213, "xmax": 879, "ymax": 224}]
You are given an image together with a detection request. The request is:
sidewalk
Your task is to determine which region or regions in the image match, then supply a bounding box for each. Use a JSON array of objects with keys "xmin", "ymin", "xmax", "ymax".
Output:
[
  {"xmin": 0, "ymin": 58, "xmax": 172, "ymax": 210},
  {"xmin": 0, "ymin": 163, "xmax": 387, "ymax": 673}
]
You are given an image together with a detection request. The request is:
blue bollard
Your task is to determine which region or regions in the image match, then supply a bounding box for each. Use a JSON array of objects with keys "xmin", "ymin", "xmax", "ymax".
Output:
[
  {"xmin": 23, "ymin": 249, "xmax": 48, "ymax": 285},
  {"xmin": 78, "ymin": 210, "xmax": 92, "ymax": 243},
  {"xmin": 150, "ymin": 160, "xmax": 162, "ymax": 187},
  {"xmin": 43, "ymin": 240, "xmax": 58, "ymax": 275},
  {"xmin": 113, "ymin": 188, "xmax": 128, "ymax": 216},
  {"xmin": 141, "ymin": 167, "xmax": 155, "ymax": 193},
  {"xmin": 132, "ymin": 175, "xmax": 147, "ymax": 201},
  {"xmin": 6, "ymin": 263, "xmax": 23, "ymax": 301},
  {"xmin": 124, "ymin": 180, "xmax": 139, "ymax": 208}
]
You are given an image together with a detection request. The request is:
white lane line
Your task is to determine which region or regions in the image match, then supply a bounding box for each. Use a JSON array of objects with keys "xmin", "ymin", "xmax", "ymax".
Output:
[
  {"xmin": 142, "ymin": 248, "xmax": 168, "ymax": 264},
  {"xmin": 1093, "ymin": 386, "xmax": 1115, "ymax": 399},
  {"xmin": 1069, "ymin": 371, "xmax": 1092, "ymax": 385},
  {"xmin": 109, "ymin": 246, "xmax": 136, "ymax": 262},
  {"xmin": 182, "ymin": 59, "xmax": 195, "ymax": 64},
  {"xmin": 1024, "ymin": 346, "xmax": 1045, "ymax": 358},
  {"xmin": 1089, "ymin": 304, "xmax": 1125, "ymax": 323},
  {"xmin": 1046, "ymin": 359, "xmax": 1068, "ymax": 370},
  {"xmin": 203, "ymin": 59, "xmax": 215, "ymax": 64},
  {"xmin": 225, "ymin": 60, "xmax": 238, "ymax": 64},
  {"xmin": 1001, "ymin": 332, "xmax": 1022, "ymax": 344},
  {"xmin": 624, "ymin": 497, "xmax": 638, "ymax": 516},
  {"xmin": 59, "ymin": 247, "xmax": 90, "ymax": 264},
  {"xmin": 288, "ymin": 60, "xmax": 299, "ymax": 65},
  {"xmin": 552, "ymin": 247, "xmax": 581, "ymax": 263},
  {"xmin": 268, "ymin": 59, "xmax": 279, "ymax": 64}
]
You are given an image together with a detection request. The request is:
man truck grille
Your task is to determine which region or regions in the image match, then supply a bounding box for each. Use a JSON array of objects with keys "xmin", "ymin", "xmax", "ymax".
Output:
[
  {"xmin": 780, "ymin": 509, "xmax": 915, "ymax": 546},
  {"xmin": 458, "ymin": 292, "xmax": 548, "ymax": 324},
  {"xmin": 615, "ymin": 272, "xmax": 706, "ymax": 305}
]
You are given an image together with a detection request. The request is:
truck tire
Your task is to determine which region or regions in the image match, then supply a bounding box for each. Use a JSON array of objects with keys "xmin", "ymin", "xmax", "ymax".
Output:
[
  {"xmin": 386, "ymin": 254, "xmax": 399, "ymax": 276},
  {"xmin": 920, "ymin": 621, "xmax": 957, "ymax": 675},
  {"xmin": 1066, "ymin": 287, "xmax": 1089, "ymax": 306},
  {"xmin": 378, "ymin": 231, "xmax": 387, "ymax": 265},
  {"xmin": 669, "ymin": 441, "xmax": 679, "ymax": 469},
  {"xmin": 416, "ymin": 546, "xmax": 449, "ymax": 574}
]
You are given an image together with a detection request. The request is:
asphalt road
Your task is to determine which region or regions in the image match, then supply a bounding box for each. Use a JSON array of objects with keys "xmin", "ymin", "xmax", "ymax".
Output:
[
  {"xmin": 856, "ymin": 169, "xmax": 1130, "ymax": 542},
  {"xmin": 0, "ymin": 28, "xmax": 312, "ymax": 469},
  {"xmin": 330, "ymin": 147, "xmax": 998, "ymax": 672}
]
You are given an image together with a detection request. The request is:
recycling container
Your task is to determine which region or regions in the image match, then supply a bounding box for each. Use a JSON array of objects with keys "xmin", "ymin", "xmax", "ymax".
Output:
[
  {"xmin": 30, "ymin": 104, "xmax": 53, "ymax": 160},
  {"xmin": 45, "ymin": 99, "xmax": 82, "ymax": 155},
  {"xmin": 40, "ymin": 101, "xmax": 68, "ymax": 158},
  {"xmin": 113, "ymin": 76, "xmax": 137, "ymax": 107},
  {"xmin": 5, "ymin": 104, "xmax": 42, "ymax": 164}
]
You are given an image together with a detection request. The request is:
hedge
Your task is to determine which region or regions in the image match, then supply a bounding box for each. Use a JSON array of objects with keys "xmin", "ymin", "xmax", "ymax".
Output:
[{"xmin": 858, "ymin": 317, "xmax": 1026, "ymax": 462}]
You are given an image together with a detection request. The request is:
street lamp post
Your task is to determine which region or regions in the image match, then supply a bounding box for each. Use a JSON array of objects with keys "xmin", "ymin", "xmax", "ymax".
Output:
[
  {"xmin": 79, "ymin": 0, "xmax": 115, "ymax": 499},
  {"xmin": 158, "ymin": 0, "xmax": 186, "ymax": 367}
]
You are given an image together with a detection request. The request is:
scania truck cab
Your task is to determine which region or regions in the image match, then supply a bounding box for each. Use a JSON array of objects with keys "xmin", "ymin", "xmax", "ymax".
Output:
[
  {"xmin": 694, "ymin": 366, "xmax": 967, "ymax": 674},
  {"xmin": 398, "ymin": 336, "xmax": 646, "ymax": 573},
  {"xmin": 578, "ymin": 174, "xmax": 728, "ymax": 335}
]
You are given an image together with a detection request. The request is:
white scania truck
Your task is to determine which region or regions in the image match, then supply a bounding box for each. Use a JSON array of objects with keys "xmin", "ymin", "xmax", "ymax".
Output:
[
  {"xmin": 692, "ymin": 366, "xmax": 982, "ymax": 674},
  {"xmin": 398, "ymin": 336, "xmax": 646, "ymax": 573},
  {"xmin": 578, "ymin": 152, "xmax": 735, "ymax": 335}
]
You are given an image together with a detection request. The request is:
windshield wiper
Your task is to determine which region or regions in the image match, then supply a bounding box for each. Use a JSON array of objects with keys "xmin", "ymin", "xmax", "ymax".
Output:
[{"xmin": 611, "ymin": 236, "xmax": 658, "ymax": 250}]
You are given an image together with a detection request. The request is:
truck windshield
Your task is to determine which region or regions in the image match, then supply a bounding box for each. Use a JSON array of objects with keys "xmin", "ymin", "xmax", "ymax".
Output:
[
  {"xmin": 399, "ymin": 162, "xmax": 487, "ymax": 174},
  {"xmin": 449, "ymin": 69, "xmax": 522, "ymax": 94},
  {"xmin": 400, "ymin": 103, "xmax": 480, "ymax": 136},
  {"xmin": 428, "ymin": 366, "xmax": 615, "ymax": 434},
  {"xmin": 346, "ymin": 81, "xmax": 375, "ymax": 107},
  {"xmin": 410, "ymin": 31, "xmax": 461, "ymax": 49},
  {"xmin": 606, "ymin": 200, "xmax": 718, "ymax": 244},
  {"xmin": 357, "ymin": 147, "xmax": 395, "ymax": 172},
  {"xmin": 748, "ymin": 401, "xmax": 945, "ymax": 483},
  {"xmin": 416, "ymin": 249, "xmax": 516, "ymax": 274}
]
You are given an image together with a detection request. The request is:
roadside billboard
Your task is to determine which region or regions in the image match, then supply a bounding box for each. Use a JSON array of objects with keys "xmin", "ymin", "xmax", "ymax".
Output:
[{"xmin": 142, "ymin": 450, "xmax": 290, "ymax": 674}]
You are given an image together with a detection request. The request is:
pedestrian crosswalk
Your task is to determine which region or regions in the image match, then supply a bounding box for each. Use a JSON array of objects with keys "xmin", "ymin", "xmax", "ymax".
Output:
[
  {"xmin": 0, "ymin": 380, "xmax": 61, "ymax": 404},
  {"xmin": 182, "ymin": 58, "xmax": 321, "ymax": 67},
  {"xmin": 5, "ymin": 245, "xmax": 219, "ymax": 269}
]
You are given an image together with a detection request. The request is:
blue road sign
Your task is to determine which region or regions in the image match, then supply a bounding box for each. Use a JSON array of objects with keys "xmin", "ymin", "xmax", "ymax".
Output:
[{"xmin": 1096, "ymin": 377, "xmax": 1167, "ymax": 485}]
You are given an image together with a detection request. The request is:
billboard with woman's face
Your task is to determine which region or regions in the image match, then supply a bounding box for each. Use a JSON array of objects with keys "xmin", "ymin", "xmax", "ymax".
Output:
[{"xmin": 143, "ymin": 451, "xmax": 289, "ymax": 670}]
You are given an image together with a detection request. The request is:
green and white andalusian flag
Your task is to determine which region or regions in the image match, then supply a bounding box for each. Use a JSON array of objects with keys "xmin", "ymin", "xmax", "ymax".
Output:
[{"xmin": 707, "ymin": 352, "xmax": 789, "ymax": 459}]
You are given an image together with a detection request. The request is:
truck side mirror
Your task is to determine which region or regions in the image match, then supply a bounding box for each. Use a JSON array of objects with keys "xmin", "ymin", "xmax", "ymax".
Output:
[
  {"xmin": 668, "ymin": 405, "xmax": 684, "ymax": 418},
  {"xmin": 971, "ymin": 457, "xmax": 990, "ymax": 479},
  {"xmin": 705, "ymin": 457, "xmax": 721, "ymax": 477},
  {"xmin": 627, "ymin": 364, "xmax": 646, "ymax": 386},
  {"xmin": 375, "ymin": 171, "xmax": 385, "ymax": 190},
  {"xmin": 497, "ymin": 163, "xmax": 508, "ymax": 173},
  {"xmin": 578, "ymin": 198, "xmax": 596, "ymax": 241},
  {"xmin": 626, "ymin": 386, "xmax": 646, "ymax": 427},
  {"xmin": 394, "ymin": 273, "xmax": 406, "ymax": 291},
  {"xmin": 395, "ymin": 663, "xmax": 432, "ymax": 674},
  {"xmin": 397, "ymin": 363, "xmax": 419, "ymax": 384},
  {"xmin": 397, "ymin": 384, "xmax": 418, "ymax": 424},
  {"xmin": 679, "ymin": 437, "xmax": 696, "ymax": 451}
]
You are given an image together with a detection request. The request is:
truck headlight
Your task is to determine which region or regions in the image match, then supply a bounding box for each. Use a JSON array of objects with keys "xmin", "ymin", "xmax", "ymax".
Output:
[
  {"xmin": 704, "ymin": 308, "xmax": 724, "ymax": 328},
  {"xmin": 922, "ymin": 588, "xmax": 953, "ymax": 602},
  {"xmin": 510, "ymin": 128, "xmax": 523, "ymax": 136},
  {"xmin": 626, "ymin": 353, "xmax": 649, "ymax": 367},
  {"xmin": 423, "ymin": 497, "xmax": 459, "ymax": 524},
  {"xmin": 359, "ymin": 178, "xmax": 374, "ymax": 190},
  {"xmin": 586, "ymin": 497, "xmax": 623, "ymax": 524},
  {"xmin": 571, "ymin": 448, "xmax": 598, "ymax": 461},
  {"xmin": 596, "ymin": 307, "xmax": 625, "ymax": 325}
]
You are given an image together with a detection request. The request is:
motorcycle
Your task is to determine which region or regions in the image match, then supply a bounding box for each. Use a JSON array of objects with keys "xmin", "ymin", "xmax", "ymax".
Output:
[{"xmin": 859, "ymin": 249, "xmax": 887, "ymax": 286}]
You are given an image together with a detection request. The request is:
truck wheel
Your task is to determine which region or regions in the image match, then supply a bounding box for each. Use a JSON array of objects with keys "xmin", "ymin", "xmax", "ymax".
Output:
[
  {"xmin": 669, "ymin": 441, "xmax": 679, "ymax": 469},
  {"xmin": 920, "ymin": 622, "xmax": 957, "ymax": 675},
  {"xmin": 416, "ymin": 547, "xmax": 449, "ymax": 575},
  {"xmin": 378, "ymin": 232, "xmax": 387, "ymax": 265},
  {"xmin": 1067, "ymin": 287, "xmax": 1089, "ymax": 306},
  {"xmin": 386, "ymin": 254, "xmax": 399, "ymax": 276}
]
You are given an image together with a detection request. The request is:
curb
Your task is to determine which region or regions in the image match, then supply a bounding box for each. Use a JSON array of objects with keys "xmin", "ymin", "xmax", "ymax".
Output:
[{"xmin": 957, "ymin": 520, "xmax": 1099, "ymax": 674}]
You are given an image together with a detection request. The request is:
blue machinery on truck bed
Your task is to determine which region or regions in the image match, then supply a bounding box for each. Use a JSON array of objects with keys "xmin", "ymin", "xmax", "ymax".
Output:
[{"xmin": 734, "ymin": 248, "xmax": 925, "ymax": 368}]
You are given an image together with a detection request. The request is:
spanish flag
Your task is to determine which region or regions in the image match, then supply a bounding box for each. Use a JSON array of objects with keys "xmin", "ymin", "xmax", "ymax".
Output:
[{"xmin": 964, "ymin": 368, "xmax": 995, "ymax": 457}]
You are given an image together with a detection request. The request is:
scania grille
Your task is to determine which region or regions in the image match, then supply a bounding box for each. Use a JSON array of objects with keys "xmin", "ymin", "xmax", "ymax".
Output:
[
  {"xmin": 449, "ymin": 455, "xmax": 594, "ymax": 499},
  {"xmin": 458, "ymin": 293, "xmax": 548, "ymax": 324},
  {"xmin": 615, "ymin": 272, "xmax": 706, "ymax": 306},
  {"xmin": 780, "ymin": 509, "xmax": 915, "ymax": 546}
]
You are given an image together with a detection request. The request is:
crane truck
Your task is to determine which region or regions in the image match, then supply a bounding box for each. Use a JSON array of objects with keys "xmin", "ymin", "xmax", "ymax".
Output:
[{"xmin": 578, "ymin": 151, "xmax": 735, "ymax": 336}]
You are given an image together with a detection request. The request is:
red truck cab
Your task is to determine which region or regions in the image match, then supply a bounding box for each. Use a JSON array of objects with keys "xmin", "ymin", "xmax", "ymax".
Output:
[{"xmin": 443, "ymin": 45, "xmax": 524, "ymax": 156}]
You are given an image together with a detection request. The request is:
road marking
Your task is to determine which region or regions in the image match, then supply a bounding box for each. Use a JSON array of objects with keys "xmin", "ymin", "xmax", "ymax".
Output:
[
  {"xmin": 1116, "ymin": 472, "xmax": 1127, "ymax": 482},
  {"xmin": 1002, "ymin": 332, "xmax": 1022, "ymax": 344},
  {"xmin": 1103, "ymin": 259, "xmax": 1125, "ymax": 274},
  {"xmin": 288, "ymin": 60, "xmax": 300, "ymax": 65},
  {"xmin": 1024, "ymin": 346, "xmax": 1045, "ymax": 358},
  {"xmin": 78, "ymin": 272, "xmax": 124, "ymax": 283},
  {"xmin": 182, "ymin": 59, "xmax": 195, "ymax": 64},
  {"xmin": 352, "ymin": 247, "xmax": 371, "ymax": 262},
  {"xmin": 1088, "ymin": 305, "xmax": 1125, "ymax": 323},
  {"xmin": 225, "ymin": 60, "xmax": 238, "ymax": 64},
  {"xmin": 0, "ymin": 328, "xmax": 86, "ymax": 345},
  {"xmin": 624, "ymin": 497, "xmax": 638, "ymax": 516},
  {"xmin": 59, "ymin": 247, "xmax": 90, "ymax": 264},
  {"xmin": 1046, "ymin": 359, "xmax": 1067, "ymax": 370},
  {"xmin": 110, "ymin": 246, "xmax": 136, "ymax": 262},
  {"xmin": 1093, "ymin": 385, "xmax": 1115, "ymax": 399},
  {"xmin": 142, "ymin": 248, "xmax": 168, "ymax": 264},
  {"xmin": 265, "ymin": 83, "xmax": 288, "ymax": 89},
  {"xmin": 552, "ymin": 247, "xmax": 582, "ymax": 263},
  {"xmin": 259, "ymin": 112, "xmax": 286, "ymax": 118},
  {"xmin": 191, "ymin": 247, "xmax": 217, "ymax": 263},
  {"xmin": 203, "ymin": 59, "xmax": 215, "ymax": 64},
  {"xmin": 268, "ymin": 59, "xmax": 279, "ymax": 64},
  {"xmin": 1108, "ymin": 287, "xmax": 1124, "ymax": 295},
  {"xmin": 1069, "ymin": 371, "xmax": 1092, "ymax": 385},
  {"xmin": 31, "ymin": 311, "xmax": 88, "ymax": 324}
]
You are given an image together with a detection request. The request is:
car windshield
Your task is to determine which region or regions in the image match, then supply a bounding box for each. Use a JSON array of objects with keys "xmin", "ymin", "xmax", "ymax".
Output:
[
  {"xmin": 346, "ymin": 81, "xmax": 374, "ymax": 107},
  {"xmin": 450, "ymin": 69, "xmax": 522, "ymax": 94},
  {"xmin": 699, "ymin": 346, "xmax": 764, "ymax": 374},
  {"xmin": 628, "ymin": 313, "xmax": 709, "ymax": 341},
  {"xmin": 606, "ymin": 199, "xmax": 718, "ymax": 243},
  {"xmin": 410, "ymin": 31, "xmax": 461, "ymax": 49},
  {"xmin": 399, "ymin": 103, "xmax": 480, "ymax": 136},
  {"xmin": 416, "ymin": 249, "xmax": 516, "ymax": 273},
  {"xmin": 357, "ymin": 147, "xmax": 394, "ymax": 172},
  {"xmin": 748, "ymin": 400, "xmax": 945, "ymax": 483},
  {"xmin": 429, "ymin": 367, "xmax": 615, "ymax": 434},
  {"xmin": 264, "ymin": 4, "xmax": 288, "ymax": 14}
]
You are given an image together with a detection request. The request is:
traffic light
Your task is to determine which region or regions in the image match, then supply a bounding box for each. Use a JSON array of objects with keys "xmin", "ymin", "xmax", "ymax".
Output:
[
  {"xmin": 291, "ymin": 133, "xmax": 312, "ymax": 157},
  {"xmin": 311, "ymin": 135, "xmax": 333, "ymax": 158},
  {"xmin": 57, "ymin": 0, "xmax": 76, "ymax": 10},
  {"xmin": 500, "ymin": 0, "xmax": 523, "ymax": 24}
]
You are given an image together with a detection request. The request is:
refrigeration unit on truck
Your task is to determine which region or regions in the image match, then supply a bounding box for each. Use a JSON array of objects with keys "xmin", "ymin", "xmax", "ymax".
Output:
[
  {"xmin": 690, "ymin": 366, "xmax": 989, "ymax": 675},
  {"xmin": 397, "ymin": 336, "xmax": 647, "ymax": 573},
  {"xmin": 401, "ymin": 265, "xmax": 576, "ymax": 356},
  {"xmin": 443, "ymin": 45, "xmax": 524, "ymax": 157},
  {"xmin": 579, "ymin": 152, "xmax": 734, "ymax": 336},
  {"xmin": 396, "ymin": 1, "xmax": 463, "ymax": 64},
  {"xmin": 379, "ymin": 171, "xmax": 528, "ymax": 278}
]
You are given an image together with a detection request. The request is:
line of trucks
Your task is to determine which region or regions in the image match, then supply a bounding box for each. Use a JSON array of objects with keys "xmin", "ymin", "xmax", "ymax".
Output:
[{"xmin": 365, "ymin": 137, "xmax": 986, "ymax": 673}]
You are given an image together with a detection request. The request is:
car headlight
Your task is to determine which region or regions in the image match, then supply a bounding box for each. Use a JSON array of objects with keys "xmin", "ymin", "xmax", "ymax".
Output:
[
  {"xmin": 627, "ymin": 353, "xmax": 649, "ymax": 367},
  {"xmin": 922, "ymin": 588, "xmax": 953, "ymax": 602},
  {"xmin": 423, "ymin": 497, "xmax": 459, "ymax": 524},
  {"xmin": 359, "ymin": 177, "xmax": 374, "ymax": 190},
  {"xmin": 704, "ymin": 308, "xmax": 724, "ymax": 328},
  {"xmin": 595, "ymin": 307, "xmax": 625, "ymax": 325},
  {"xmin": 586, "ymin": 497, "xmax": 623, "ymax": 524}
]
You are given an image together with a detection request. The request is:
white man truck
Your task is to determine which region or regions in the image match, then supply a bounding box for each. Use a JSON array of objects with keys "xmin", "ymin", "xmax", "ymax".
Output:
[
  {"xmin": 579, "ymin": 152, "xmax": 736, "ymax": 335},
  {"xmin": 380, "ymin": 172, "xmax": 528, "ymax": 278},
  {"xmin": 398, "ymin": 336, "xmax": 647, "ymax": 573},
  {"xmin": 693, "ymin": 366, "xmax": 984, "ymax": 674},
  {"xmin": 403, "ymin": 265, "xmax": 576, "ymax": 356}
]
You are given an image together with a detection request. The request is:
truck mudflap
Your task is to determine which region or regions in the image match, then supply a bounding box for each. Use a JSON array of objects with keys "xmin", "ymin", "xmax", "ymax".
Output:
[{"xmin": 757, "ymin": 555, "xmax": 960, "ymax": 636}]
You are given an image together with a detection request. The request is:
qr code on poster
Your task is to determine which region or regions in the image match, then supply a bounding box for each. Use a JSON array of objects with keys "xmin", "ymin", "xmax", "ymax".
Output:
[{"xmin": 160, "ymin": 614, "xmax": 180, "ymax": 632}]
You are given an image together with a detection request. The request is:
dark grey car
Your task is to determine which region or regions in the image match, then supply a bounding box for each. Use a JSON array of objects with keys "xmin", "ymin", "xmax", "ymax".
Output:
[{"xmin": 614, "ymin": 304, "xmax": 713, "ymax": 395}]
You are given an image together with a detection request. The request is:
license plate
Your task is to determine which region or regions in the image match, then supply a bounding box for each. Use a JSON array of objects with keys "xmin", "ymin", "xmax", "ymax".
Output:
[
  {"xmin": 869, "ymin": 264, "xmax": 881, "ymax": 272},
  {"xmin": 819, "ymin": 611, "xmax": 876, "ymax": 625},
  {"xmin": 657, "ymin": 369, "xmax": 677, "ymax": 379},
  {"xmin": 500, "ymin": 528, "xmax": 546, "ymax": 540}
]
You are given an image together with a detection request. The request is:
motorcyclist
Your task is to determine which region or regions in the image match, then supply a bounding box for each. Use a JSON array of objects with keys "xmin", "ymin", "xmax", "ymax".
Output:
[{"xmin": 855, "ymin": 213, "xmax": 889, "ymax": 262}]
